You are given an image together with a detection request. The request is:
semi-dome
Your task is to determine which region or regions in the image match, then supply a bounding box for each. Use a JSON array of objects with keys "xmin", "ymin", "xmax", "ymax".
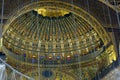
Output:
[
  {"xmin": 3, "ymin": 10, "xmax": 104, "ymax": 64},
  {"xmin": 2, "ymin": 1, "xmax": 117, "ymax": 80},
  {"xmin": 2, "ymin": 1, "xmax": 108, "ymax": 63}
]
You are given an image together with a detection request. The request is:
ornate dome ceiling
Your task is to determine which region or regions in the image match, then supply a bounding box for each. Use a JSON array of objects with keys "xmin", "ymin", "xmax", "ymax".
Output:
[
  {"xmin": 2, "ymin": 1, "xmax": 109, "ymax": 64},
  {"xmin": 3, "ymin": 10, "xmax": 103, "ymax": 64},
  {"xmin": 1, "ymin": 1, "xmax": 117, "ymax": 80}
]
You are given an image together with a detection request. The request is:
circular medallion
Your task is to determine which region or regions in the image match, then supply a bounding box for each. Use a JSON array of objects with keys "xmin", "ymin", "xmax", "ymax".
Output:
[{"xmin": 42, "ymin": 70, "xmax": 53, "ymax": 78}]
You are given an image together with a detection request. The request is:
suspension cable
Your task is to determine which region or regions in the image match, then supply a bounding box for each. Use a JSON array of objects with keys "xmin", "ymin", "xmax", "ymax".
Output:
[
  {"xmin": 113, "ymin": 0, "xmax": 120, "ymax": 28},
  {"xmin": 0, "ymin": 0, "xmax": 4, "ymax": 37},
  {"xmin": 0, "ymin": 0, "xmax": 4, "ymax": 27}
]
